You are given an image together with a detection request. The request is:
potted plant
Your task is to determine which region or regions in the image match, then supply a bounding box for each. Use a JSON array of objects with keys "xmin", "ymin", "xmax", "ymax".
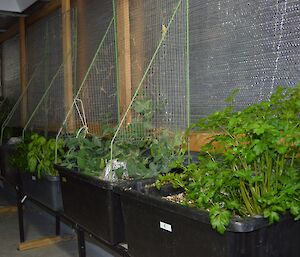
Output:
[
  {"xmin": 117, "ymin": 85, "xmax": 300, "ymax": 257},
  {"xmin": 55, "ymin": 99, "xmax": 183, "ymax": 245},
  {"xmin": 55, "ymin": 128, "xmax": 181, "ymax": 245},
  {"xmin": 11, "ymin": 133, "xmax": 65, "ymax": 211}
]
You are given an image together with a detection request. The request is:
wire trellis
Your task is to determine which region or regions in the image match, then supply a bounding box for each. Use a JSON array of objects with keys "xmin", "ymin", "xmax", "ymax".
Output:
[
  {"xmin": 55, "ymin": 7, "xmax": 118, "ymax": 158},
  {"xmin": 110, "ymin": 0, "xmax": 189, "ymax": 154}
]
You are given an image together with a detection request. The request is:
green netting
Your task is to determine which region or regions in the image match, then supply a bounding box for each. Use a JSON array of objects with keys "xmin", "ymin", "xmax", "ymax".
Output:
[
  {"xmin": 0, "ymin": 61, "xmax": 42, "ymax": 143},
  {"xmin": 0, "ymin": 8, "xmax": 77, "ymax": 143},
  {"xmin": 111, "ymin": 0, "xmax": 189, "ymax": 146},
  {"xmin": 23, "ymin": 9, "xmax": 77, "ymax": 135},
  {"xmin": 99, "ymin": 0, "xmax": 190, "ymax": 180},
  {"xmin": 56, "ymin": 2, "xmax": 118, "ymax": 141},
  {"xmin": 54, "ymin": 0, "xmax": 189, "ymax": 181}
]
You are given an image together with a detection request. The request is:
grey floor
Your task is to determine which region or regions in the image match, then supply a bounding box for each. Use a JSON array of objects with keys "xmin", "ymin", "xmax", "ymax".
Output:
[{"xmin": 0, "ymin": 181, "xmax": 121, "ymax": 257}]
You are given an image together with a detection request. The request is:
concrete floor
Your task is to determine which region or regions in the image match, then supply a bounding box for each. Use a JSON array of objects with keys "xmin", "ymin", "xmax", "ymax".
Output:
[{"xmin": 0, "ymin": 181, "xmax": 121, "ymax": 257}]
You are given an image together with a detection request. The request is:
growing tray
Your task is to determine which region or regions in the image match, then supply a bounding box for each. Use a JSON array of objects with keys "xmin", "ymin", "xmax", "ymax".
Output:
[
  {"xmin": 55, "ymin": 165, "xmax": 125, "ymax": 246},
  {"xmin": 21, "ymin": 172, "xmax": 63, "ymax": 212},
  {"xmin": 116, "ymin": 181, "xmax": 300, "ymax": 257}
]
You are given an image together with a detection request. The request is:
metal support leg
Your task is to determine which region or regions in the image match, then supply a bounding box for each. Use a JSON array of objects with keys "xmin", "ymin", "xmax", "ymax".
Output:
[
  {"xmin": 16, "ymin": 187, "xmax": 25, "ymax": 243},
  {"xmin": 77, "ymin": 227, "xmax": 86, "ymax": 257},
  {"xmin": 55, "ymin": 214, "xmax": 61, "ymax": 236}
]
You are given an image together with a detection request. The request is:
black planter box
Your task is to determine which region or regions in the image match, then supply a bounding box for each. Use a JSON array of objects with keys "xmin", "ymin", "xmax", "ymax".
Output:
[
  {"xmin": 117, "ymin": 181, "xmax": 300, "ymax": 257},
  {"xmin": 21, "ymin": 173, "xmax": 63, "ymax": 212},
  {"xmin": 55, "ymin": 165, "xmax": 125, "ymax": 246},
  {"xmin": 0, "ymin": 143, "xmax": 20, "ymax": 187}
]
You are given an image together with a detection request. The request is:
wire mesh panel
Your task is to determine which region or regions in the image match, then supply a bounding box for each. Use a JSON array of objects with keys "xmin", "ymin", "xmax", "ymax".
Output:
[
  {"xmin": 26, "ymin": 9, "xmax": 65, "ymax": 133},
  {"xmin": 1, "ymin": 35, "xmax": 20, "ymax": 127},
  {"xmin": 189, "ymin": 0, "xmax": 300, "ymax": 121},
  {"xmin": 58, "ymin": 0, "xmax": 118, "ymax": 135},
  {"xmin": 24, "ymin": 8, "xmax": 77, "ymax": 135},
  {"xmin": 113, "ymin": 0, "xmax": 188, "ymax": 144}
]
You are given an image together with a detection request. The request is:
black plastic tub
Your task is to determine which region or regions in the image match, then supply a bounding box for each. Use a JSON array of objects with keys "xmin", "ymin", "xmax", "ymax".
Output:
[
  {"xmin": 0, "ymin": 143, "xmax": 20, "ymax": 187},
  {"xmin": 117, "ymin": 181, "xmax": 300, "ymax": 257},
  {"xmin": 55, "ymin": 165, "xmax": 125, "ymax": 246},
  {"xmin": 21, "ymin": 173, "xmax": 63, "ymax": 212}
]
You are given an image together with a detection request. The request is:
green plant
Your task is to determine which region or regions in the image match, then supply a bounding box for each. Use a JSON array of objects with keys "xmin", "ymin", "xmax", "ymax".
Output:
[
  {"xmin": 60, "ymin": 98, "xmax": 183, "ymax": 180},
  {"xmin": 62, "ymin": 130, "xmax": 111, "ymax": 177},
  {"xmin": 61, "ymin": 128, "xmax": 183, "ymax": 180},
  {"xmin": 156, "ymin": 85, "xmax": 300, "ymax": 234},
  {"xmin": 11, "ymin": 134, "xmax": 65, "ymax": 177}
]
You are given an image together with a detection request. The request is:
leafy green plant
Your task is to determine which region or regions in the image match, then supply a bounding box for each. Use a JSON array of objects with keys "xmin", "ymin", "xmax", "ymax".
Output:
[
  {"xmin": 11, "ymin": 134, "xmax": 65, "ymax": 178},
  {"xmin": 60, "ymin": 98, "xmax": 183, "ymax": 180},
  {"xmin": 62, "ymin": 130, "xmax": 111, "ymax": 177},
  {"xmin": 61, "ymin": 128, "xmax": 183, "ymax": 180},
  {"xmin": 156, "ymin": 85, "xmax": 300, "ymax": 234}
]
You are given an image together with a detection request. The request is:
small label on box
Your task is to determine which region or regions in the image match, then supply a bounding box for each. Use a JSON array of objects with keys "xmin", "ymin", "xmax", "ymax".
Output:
[
  {"xmin": 31, "ymin": 175, "xmax": 36, "ymax": 181},
  {"xmin": 160, "ymin": 221, "xmax": 172, "ymax": 232}
]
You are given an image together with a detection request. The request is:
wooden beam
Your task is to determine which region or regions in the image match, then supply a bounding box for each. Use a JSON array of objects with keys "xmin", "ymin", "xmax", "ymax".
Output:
[
  {"xmin": 116, "ymin": 0, "xmax": 132, "ymax": 125},
  {"xmin": 131, "ymin": 0, "xmax": 145, "ymax": 92},
  {"xmin": 19, "ymin": 17, "xmax": 27, "ymax": 127},
  {"xmin": 0, "ymin": 206, "xmax": 17, "ymax": 214},
  {"xmin": 0, "ymin": 0, "xmax": 62, "ymax": 44},
  {"xmin": 0, "ymin": 24, "xmax": 19, "ymax": 44},
  {"xmin": 76, "ymin": 0, "xmax": 88, "ymax": 86},
  {"xmin": 26, "ymin": 0, "xmax": 62, "ymax": 27},
  {"xmin": 18, "ymin": 235, "xmax": 74, "ymax": 251},
  {"xmin": 62, "ymin": 0, "xmax": 74, "ymax": 131}
]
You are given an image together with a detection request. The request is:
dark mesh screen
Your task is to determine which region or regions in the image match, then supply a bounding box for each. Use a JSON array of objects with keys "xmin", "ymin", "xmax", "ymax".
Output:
[{"xmin": 189, "ymin": 0, "xmax": 300, "ymax": 121}]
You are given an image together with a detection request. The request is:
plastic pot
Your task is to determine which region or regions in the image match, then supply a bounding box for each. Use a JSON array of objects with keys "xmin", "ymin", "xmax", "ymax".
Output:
[{"xmin": 21, "ymin": 172, "xmax": 63, "ymax": 211}]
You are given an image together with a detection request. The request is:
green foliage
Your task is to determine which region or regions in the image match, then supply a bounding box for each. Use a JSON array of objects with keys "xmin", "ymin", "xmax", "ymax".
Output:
[
  {"xmin": 11, "ymin": 134, "xmax": 65, "ymax": 178},
  {"xmin": 61, "ymin": 129, "xmax": 183, "ymax": 180},
  {"xmin": 62, "ymin": 130, "xmax": 111, "ymax": 177},
  {"xmin": 156, "ymin": 85, "xmax": 300, "ymax": 234},
  {"xmin": 60, "ymin": 98, "xmax": 183, "ymax": 180}
]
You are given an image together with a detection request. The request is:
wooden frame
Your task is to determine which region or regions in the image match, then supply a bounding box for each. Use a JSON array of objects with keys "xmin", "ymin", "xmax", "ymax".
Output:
[
  {"xmin": 116, "ymin": 0, "xmax": 132, "ymax": 124},
  {"xmin": 19, "ymin": 17, "xmax": 27, "ymax": 127},
  {"xmin": 62, "ymin": 0, "xmax": 74, "ymax": 131}
]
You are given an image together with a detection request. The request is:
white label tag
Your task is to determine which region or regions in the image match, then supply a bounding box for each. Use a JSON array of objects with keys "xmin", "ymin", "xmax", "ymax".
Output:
[
  {"xmin": 31, "ymin": 175, "xmax": 36, "ymax": 181},
  {"xmin": 160, "ymin": 221, "xmax": 172, "ymax": 232}
]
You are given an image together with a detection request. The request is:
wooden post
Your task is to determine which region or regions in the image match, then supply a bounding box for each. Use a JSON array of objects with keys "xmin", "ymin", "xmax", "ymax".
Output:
[
  {"xmin": 76, "ymin": 0, "xmax": 88, "ymax": 87},
  {"xmin": 19, "ymin": 17, "xmax": 27, "ymax": 127},
  {"xmin": 130, "ymin": 0, "xmax": 145, "ymax": 92},
  {"xmin": 62, "ymin": 0, "xmax": 74, "ymax": 131},
  {"xmin": 116, "ymin": 0, "xmax": 132, "ymax": 125}
]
